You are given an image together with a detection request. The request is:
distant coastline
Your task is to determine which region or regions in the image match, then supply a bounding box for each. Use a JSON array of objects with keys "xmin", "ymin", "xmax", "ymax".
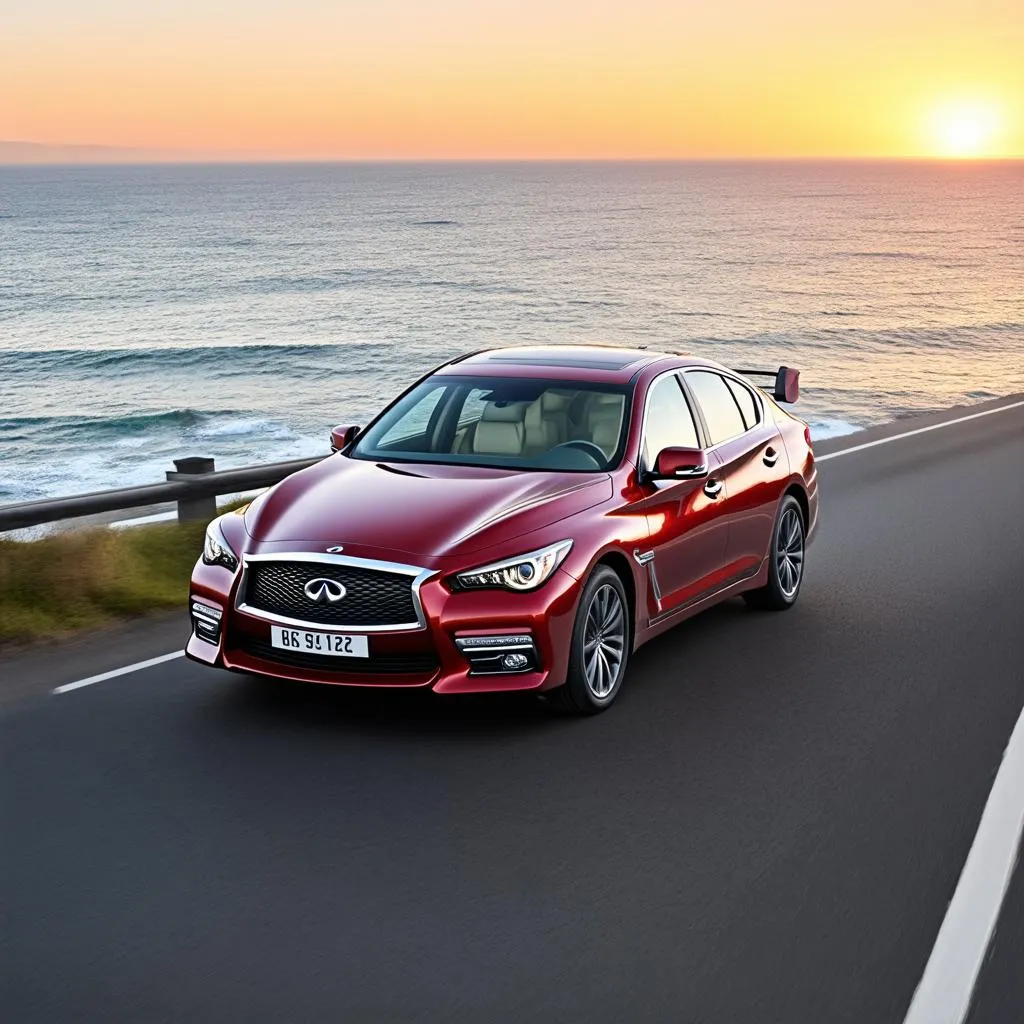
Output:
[
  {"xmin": 2, "ymin": 143, "xmax": 1021, "ymax": 166},
  {"xmin": 0, "ymin": 141, "xmax": 220, "ymax": 165}
]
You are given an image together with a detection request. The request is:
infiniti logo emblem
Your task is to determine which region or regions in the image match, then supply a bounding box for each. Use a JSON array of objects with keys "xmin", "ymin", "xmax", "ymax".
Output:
[{"xmin": 303, "ymin": 578, "xmax": 347, "ymax": 604}]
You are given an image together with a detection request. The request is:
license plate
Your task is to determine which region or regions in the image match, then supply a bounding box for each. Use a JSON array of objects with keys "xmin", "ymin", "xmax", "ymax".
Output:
[{"xmin": 270, "ymin": 626, "xmax": 368, "ymax": 658}]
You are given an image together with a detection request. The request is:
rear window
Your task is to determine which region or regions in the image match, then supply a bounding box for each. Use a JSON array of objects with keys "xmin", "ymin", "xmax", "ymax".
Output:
[{"xmin": 724, "ymin": 377, "xmax": 761, "ymax": 430}]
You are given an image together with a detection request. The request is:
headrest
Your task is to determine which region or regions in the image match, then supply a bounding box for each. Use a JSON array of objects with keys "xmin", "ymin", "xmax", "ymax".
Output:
[
  {"xmin": 588, "ymin": 394, "xmax": 624, "ymax": 422},
  {"xmin": 587, "ymin": 394, "xmax": 624, "ymax": 457},
  {"xmin": 474, "ymin": 401, "xmax": 527, "ymax": 455},
  {"xmin": 542, "ymin": 391, "xmax": 572, "ymax": 412},
  {"xmin": 480, "ymin": 401, "xmax": 529, "ymax": 423}
]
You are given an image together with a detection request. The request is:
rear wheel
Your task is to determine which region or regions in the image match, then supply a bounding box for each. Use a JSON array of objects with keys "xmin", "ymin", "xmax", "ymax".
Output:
[
  {"xmin": 548, "ymin": 565, "xmax": 630, "ymax": 715},
  {"xmin": 743, "ymin": 495, "xmax": 806, "ymax": 611}
]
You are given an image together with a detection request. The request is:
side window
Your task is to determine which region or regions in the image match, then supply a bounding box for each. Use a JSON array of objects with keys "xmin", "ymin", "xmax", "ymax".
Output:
[
  {"xmin": 457, "ymin": 388, "xmax": 489, "ymax": 429},
  {"xmin": 642, "ymin": 374, "xmax": 700, "ymax": 468},
  {"xmin": 685, "ymin": 372, "xmax": 746, "ymax": 445},
  {"xmin": 375, "ymin": 385, "xmax": 446, "ymax": 448},
  {"xmin": 725, "ymin": 377, "xmax": 760, "ymax": 430}
]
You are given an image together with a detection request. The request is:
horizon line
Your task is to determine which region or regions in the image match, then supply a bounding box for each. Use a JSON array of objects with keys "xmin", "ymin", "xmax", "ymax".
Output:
[
  {"xmin": 2, "ymin": 154, "xmax": 1022, "ymax": 167},
  {"xmin": 2, "ymin": 140, "xmax": 1023, "ymax": 166}
]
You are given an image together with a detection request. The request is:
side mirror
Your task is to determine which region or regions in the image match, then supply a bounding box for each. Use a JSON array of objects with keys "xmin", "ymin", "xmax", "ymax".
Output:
[
  {"xmin": 653, "ymin": 446, "xmax": 709, "ymax": 479},
  {"xmin": 330, "ymin": 424, "xmax": 360, "ymax": 453}
]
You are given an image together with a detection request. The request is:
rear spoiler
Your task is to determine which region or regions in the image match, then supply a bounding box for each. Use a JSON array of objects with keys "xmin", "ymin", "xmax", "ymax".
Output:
[{"xmin": 736, "ymin": 366, "xmax": 800, "ymax": 404}]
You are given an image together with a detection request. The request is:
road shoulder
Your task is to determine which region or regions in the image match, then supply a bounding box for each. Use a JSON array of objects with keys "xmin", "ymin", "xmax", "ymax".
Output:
[{"xmin": 0, "ymin": 612, "xmax": 189, "ymax": 708}]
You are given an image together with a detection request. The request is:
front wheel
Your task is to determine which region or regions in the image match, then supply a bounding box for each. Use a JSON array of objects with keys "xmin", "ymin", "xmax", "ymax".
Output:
[
  {"xmin": 548, "ymin": 566, "xmax": 631, "ymax": 715},
  {"xmin": 743, "ymin": 495, "xmax": 806, "ymax": 611}
]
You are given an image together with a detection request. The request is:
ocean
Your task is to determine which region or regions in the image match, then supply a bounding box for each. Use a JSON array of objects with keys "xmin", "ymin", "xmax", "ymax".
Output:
[{"xmin": 1, "ymin": 160, "xmax": 1022, "ymax": 505}]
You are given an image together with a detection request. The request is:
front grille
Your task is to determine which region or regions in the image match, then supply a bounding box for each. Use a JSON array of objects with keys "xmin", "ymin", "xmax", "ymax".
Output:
[
  {"xmin": 237, "ymin": 636, "xmax": 438, "ymax": 675},
  {"xmin": 244, "ymin": 561, "xmax": 418, "ymax": 626}
]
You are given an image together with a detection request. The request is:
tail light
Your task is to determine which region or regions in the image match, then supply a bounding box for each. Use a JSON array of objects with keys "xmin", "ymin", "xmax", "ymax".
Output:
[{"xmin": 803, "ymin": 424, "xmax": 813, "ymax": 451}]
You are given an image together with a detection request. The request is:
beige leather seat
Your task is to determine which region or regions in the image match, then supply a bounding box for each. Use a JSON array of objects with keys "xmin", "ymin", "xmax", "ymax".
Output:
[
  {"xmin": 524, "ymin": 391, "xmax": 573, "ymax": 455},
  {"xmin": 585, "ymin": 394, "xmax": 625, "ymax": 458},
  {"xmin": 472, "ymin": 402, "xmax": 528, "ymax": 456}
]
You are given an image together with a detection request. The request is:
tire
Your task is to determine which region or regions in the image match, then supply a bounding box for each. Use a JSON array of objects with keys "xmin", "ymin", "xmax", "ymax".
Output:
[
  {"xmin": 548, "ymin": 565, "xmax": 631, "ymax": 715},
  {"xmin": 743, "ymin": 494, "xmax": 806, "ymax": 611}
]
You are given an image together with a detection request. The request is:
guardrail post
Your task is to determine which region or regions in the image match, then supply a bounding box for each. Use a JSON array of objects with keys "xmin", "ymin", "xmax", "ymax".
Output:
[{"xmin": 167, "ymin": 457, "xmax": 217, "ymax": 523}]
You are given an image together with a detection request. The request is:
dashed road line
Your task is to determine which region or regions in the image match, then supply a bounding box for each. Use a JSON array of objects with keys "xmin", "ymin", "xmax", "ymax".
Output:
[{"xmin": 52, "ymin": 651, "xmax": 186, "ymax": 695}]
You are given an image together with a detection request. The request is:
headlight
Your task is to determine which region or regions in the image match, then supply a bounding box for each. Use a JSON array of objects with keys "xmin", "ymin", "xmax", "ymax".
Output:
[
  {"xmin": 454, "ymin": 540, "xmax": 572, "ymax": 592},
  {"xmin": 202, "ymin": 517, "xmax": 238, "ymax": 571}
]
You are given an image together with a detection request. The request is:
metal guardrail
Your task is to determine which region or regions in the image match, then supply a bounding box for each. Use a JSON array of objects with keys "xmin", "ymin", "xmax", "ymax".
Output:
[{"xmin": 0, "ymin": 455, "xmax": 326, "ymax": 533}]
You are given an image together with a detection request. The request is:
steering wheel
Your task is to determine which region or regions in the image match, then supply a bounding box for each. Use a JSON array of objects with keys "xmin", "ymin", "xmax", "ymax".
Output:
[{"xmin": 550, "ymin": 440, "xmax": 606, "ymax": 465}]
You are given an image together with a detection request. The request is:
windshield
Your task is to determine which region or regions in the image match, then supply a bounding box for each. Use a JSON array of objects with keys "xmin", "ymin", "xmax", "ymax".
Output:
[{"xmin": 351, "ymin": 375, "xmax": 631, "ymax": 472}]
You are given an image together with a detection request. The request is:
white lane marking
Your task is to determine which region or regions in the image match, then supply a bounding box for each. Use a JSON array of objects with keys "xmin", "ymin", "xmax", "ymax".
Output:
[
  {"xmin": 816, "ymin": 399, "xmax": 1024, "ymax": 462},
  {"xmin": 52, "ymin": 651, "xmax": 185, "ymax": 695},
  {"xmin": 51, "ymin": 397, "xmax": 1024, "ymax": 695},
  {"xmin": 903, "ymin": 705, "xmax": 1024, "ymax": 1024}
]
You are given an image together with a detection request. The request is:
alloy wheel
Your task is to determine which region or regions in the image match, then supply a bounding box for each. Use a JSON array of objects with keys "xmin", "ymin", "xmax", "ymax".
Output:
[
  {"xmin": 777, "ymin": 507, "xmax": 805, "ymax": 598},
  {"xmin": 583, "ymin": 583, "xmax": 626, "ymax": 699}
]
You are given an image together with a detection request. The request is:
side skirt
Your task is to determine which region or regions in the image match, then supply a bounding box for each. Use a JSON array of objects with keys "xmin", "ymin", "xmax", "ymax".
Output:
[{"xmin": 635, "ymin": 555, "xmax": 769, "ymax": 648}]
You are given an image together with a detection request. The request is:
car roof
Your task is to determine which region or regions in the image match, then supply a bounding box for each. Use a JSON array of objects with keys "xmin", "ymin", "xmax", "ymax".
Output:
[{"xmin": 435, "ymin": 345, "xmax": 718, "ymax": 384}]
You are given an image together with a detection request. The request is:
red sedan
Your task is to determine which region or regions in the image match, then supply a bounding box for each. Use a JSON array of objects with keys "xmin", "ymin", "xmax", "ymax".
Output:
[{"xmin": 187, "ymin": 346, "xmax": 818, "ymax": 714}]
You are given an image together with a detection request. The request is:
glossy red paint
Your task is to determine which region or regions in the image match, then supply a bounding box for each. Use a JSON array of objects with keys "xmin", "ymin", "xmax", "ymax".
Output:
[
  {"xmin": 240, "ymin": 458, "xmax": 612, "ymax": 557},
  {"xmin": 186, "ymin": 346, "xmax": 819, "ymax": 696}
]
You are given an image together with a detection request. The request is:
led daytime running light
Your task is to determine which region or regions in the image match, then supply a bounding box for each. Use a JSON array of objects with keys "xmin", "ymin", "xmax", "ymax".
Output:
[{"xmin": 454, "ymin": 540, "xmax": 572, "ymax": 592}]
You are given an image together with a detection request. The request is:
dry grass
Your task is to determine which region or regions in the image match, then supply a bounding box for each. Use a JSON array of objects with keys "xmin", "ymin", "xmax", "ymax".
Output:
[
  {"xmin": 0, "ymin": 500, "xmax": 252, "ymax": 645},
  {"xmin": 0, "ymin": 520, "xmax": 208, "ymax": 644}
]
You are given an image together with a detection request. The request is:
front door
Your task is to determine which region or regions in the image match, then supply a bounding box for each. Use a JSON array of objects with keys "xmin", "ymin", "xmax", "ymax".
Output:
[
  {"xmin": 683, "ymin": 370, "xmax": 789, "ymax": 583},
  {"xmin": 636, "ymin": 373, "xmax": 732, "ymax": 621}
]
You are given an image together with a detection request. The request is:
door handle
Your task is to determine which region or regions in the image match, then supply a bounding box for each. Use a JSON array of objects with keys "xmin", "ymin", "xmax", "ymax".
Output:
[
  {"xmin": 703, "ymin": 478, "xmax": 723, "ymax": 499},
  {"xmin": 763, "ymin": 446, "xmax": 778, "ymax": 468}
]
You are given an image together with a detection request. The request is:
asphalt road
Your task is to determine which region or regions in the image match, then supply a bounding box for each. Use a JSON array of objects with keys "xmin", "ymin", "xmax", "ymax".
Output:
[{"xmin": 3, "ymin": 397, "xmax": 1023, "ymax": 1023}]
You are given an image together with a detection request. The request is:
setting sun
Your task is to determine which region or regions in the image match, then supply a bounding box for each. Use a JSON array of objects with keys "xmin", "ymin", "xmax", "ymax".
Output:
[{"xmin": 930, "ymin": 100, "xmax": 1004, "ymax": 158}]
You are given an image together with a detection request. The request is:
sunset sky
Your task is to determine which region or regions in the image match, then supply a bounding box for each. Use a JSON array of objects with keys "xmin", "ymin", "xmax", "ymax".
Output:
[{"xmin": 2, "ymin": 0, "xmax": 1022, "ymax": 160}]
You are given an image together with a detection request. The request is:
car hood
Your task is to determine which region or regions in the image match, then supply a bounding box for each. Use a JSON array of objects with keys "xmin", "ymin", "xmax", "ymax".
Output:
[{"xmin": 244, "ymin": 456, "xmax": 612, "ymax": 559}]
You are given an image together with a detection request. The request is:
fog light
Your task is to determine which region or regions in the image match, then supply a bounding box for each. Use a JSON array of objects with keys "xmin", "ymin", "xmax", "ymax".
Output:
[
  {"xmin": 191, "ymin": 599, "xmax": 223, "ymax": 645},
  {"xmin": 455, "ymin": 634, "xmax": 538, "ymax": 675}
]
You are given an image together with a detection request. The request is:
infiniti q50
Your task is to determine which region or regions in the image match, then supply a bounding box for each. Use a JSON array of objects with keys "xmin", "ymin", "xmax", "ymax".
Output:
[{"xmin": 187, "ymin": 346, "xmax": 817, "ymax": 714}]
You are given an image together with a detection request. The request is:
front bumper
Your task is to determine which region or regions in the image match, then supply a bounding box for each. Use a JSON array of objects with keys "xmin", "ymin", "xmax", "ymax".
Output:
[{"xmin": 186, "ymin": 556, "xmax": 581, "ymax": 695}]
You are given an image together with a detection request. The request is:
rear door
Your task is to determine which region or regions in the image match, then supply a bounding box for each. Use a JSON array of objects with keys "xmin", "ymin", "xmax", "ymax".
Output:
[{"xmin": 682, "ymin": 370, "xmax": 789, "ymax": 582}]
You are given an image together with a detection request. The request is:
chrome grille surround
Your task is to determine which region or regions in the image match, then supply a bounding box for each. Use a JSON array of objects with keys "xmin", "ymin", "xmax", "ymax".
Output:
[{"xmin": 235, "ymin": 552, "xmax": 434, "ymax": 632}]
